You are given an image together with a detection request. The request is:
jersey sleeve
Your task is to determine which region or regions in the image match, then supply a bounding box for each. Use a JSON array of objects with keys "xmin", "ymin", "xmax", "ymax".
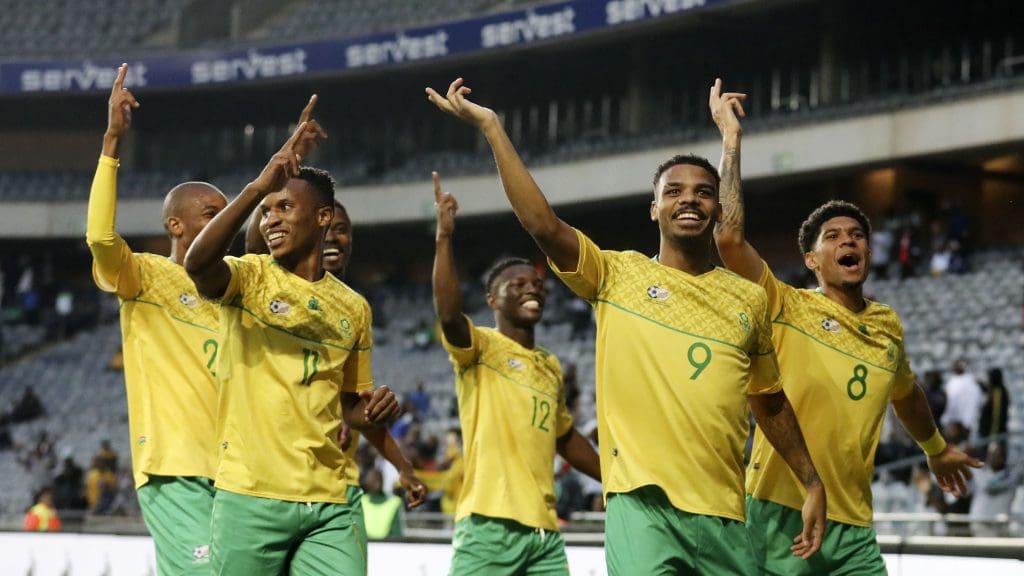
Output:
[
  {"xmin": 342, "ymin": 298, "xmax": 375, "ymax": 393},
  {"xmin": 440, "ymin": 315, "xmax": 482, "ymax": 368},
  {"xmin": 747, "ymin": 290, "xmax": 783, "ymax": 395},
  {"xmin": 222, "ymin": 255, "xmax": 261, "ymax": 302},
  {"xmin": 86, "ymin": 155, "xmax": 142, "ymax": 299},
  {"xmin": 757, "ymin": 261, "xmax": 790, "ymax": 321},
  {"xmin": 890, "ymin": 338, "xmax": 917, "ymax": 401},
  {"xmin": 548, "ymin": 228, "xmax": 606, "ymax": 302}
]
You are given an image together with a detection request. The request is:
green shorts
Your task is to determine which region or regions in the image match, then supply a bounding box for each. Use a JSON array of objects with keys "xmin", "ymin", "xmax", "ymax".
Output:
[
  {"xmin": 449, "ymin": 514, "xmax": 568, "ymax": 576},
  {"xmin": 347, "ymin": 484, "xmax": 366, "ymax": 559},
  {"xmin": 210, "ymin": 489, "xmax": 366, "ymax": 576},
  {"xmin": 745, "ymin": 495, "xmax": 887, "ymax": 575},
  {"xmin": 137, "ymin": 475, "xmax": 215, "ymax": 574},
  {"xmin": 605, "ymin": 485, "xmax": 757, "ymax": 576}
]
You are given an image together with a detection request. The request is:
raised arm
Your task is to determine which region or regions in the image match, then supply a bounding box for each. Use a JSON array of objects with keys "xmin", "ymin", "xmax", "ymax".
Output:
[
  {"xmin": 892, "ymin": 384, "xmax": 982, "ymax": 496},
  {"xmin": 431, "ymin": 172, "xmax": 472, "ymax": 348},
  {"xmin": 426, "ymin": 78, "xmax": 579, "ymax": 271},
  {"xmin": 86, "ymin": 64, "xmax": 142, "ymax": 298},
  {"xmin": 184, "ymin": 121, "xmax": 322, "ymax": 298},
  {"xmin": 748, "ymin": 390, "xmax": 826, "ymax": 560},
  {"xmin": 243, "ymin": 96, "xmax": 325, "ymax": 257},
  {"xmin": 710, "ymin": 78, "xmax": 764, "ymax": 282}
]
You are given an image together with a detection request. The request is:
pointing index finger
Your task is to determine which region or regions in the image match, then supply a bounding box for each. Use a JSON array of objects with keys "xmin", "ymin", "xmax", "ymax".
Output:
[
  {"xmin": 299, "ymin": 94, "xmax": 318, "ymax": 124},
  {"xmin": 432, "ymin": 171, "xmax": 442, "ymax": 203},
  {"xmin": 112, "ymin": 63, "xmax": 127, "ymax": 94},
  {"xmin": 284, "ymin": 121, "xmax": 309, "ymax": 151}
]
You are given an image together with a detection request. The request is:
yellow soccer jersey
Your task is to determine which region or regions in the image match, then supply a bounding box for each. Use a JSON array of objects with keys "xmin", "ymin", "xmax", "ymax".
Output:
[
  {"xmin": 87, "ymin": 156, "xmax": 218, "ymax": 490},
  {"xmin": 746, "ymin": 263, "xmax": 915, "ymax": 527},
  {"xmin": 442, "ymin": 318, "xmax": 573, "ymax": 531},
  {"xmin": 551, "ymin": 229, "xmax": 780, "ymax": 522},
  {"xmin": 215, "ymin": 254, "xmax": 374, "ymax": 503}
]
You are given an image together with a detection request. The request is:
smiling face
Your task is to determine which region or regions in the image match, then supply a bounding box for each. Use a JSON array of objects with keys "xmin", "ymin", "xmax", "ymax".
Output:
[
  {"xmin": 258, "ymin": 178, "xmax": 333, "ymax": 264},
  {"xmin": 322, "ymin": 204, "xmax": 352, "ymax": 278},
  {"xmin": 804, "ymin": 215, "xmax": 872, "ymax": 289},
  {"xmin": 650, "ymin": 163, "xmax": 721, "ymax": 246},
  {"xmin": 487, "ymin": 264, "xmax": 546, "ymax": 328}
]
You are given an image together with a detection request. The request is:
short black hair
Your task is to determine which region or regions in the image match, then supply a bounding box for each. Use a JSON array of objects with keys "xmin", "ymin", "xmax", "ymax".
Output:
[
  {"xmin": 797, "ymin": 200, "xmax": 872, "ymax": 254},
  {"xmin": 483, "ymin": 257, "xmax": 533, "ymax": 294},
  {"xmin": 652, "ymin": 154, "xmax": 720, "ymax": 190},
  {"xmin": 297, "ymin": 166, "xmax": 336, "ymax": 208}
]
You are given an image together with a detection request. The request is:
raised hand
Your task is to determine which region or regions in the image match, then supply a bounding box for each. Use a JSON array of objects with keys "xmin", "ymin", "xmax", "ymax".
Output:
[
  {"xmin": 928, "ymin": 443, "xmax": 983, "ymax": 497},
  {"xmin": 104, "ymin": 64, "xmax": 140, "ymax": 156},
  {"xmin": 433, "ymin": 171, "xmax": 459, "ymax": 240},
  {"xmin": 293, "ymin": 94, "xmax": 329, "ymax": 160},
  {"xmin": 250, "ymin": 121, "xmax": 321, "ymax": 195},
  {"xmin": 709, "ymin": 77, "xmax": 747, "ymax": 138},
  {"xmin": 400, "ymin": 469, "xmax": 428, "ymax": 509},
  {"xmin": 425, "ymin": 78, "xmax": 498, "ymax": 129}
]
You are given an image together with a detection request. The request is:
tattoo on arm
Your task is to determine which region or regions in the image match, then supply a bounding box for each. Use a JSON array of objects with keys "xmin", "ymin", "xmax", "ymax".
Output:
[
  {"xmin": 718, "ymin": 144, "xmax": 744, "ymax": 233},
  {"xmin": 751, "ymin": 392, "xmax": 819, "ymax": 488}
]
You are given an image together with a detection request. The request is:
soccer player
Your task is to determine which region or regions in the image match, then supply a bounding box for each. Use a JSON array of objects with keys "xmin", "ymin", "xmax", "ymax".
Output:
[
  {"xmin": 427, "ymin": 79, "xmax": 826, "ymax": 575},
  {"xmin": 710, "ymin": 78, "xmax": 982, "ymax": 575},
  {"xmin": 243, "ymin": 98, "xmax": 426, "ymax": 532},
  {"xmin": 86, "ymin": 64, "xmax": 226, "ymax": 573},
  {"xmin": 184, "ymin": 122, "xmax": 397, "ymax": 575},
  {"xmin": 431, "ymin": 172, "xmax": 601, "ymax": 575}
]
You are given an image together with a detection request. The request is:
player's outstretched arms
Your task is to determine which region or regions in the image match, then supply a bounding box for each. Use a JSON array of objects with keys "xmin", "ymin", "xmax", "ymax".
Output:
[
  {"xmin": 425, "ymin": 78, "xmax": 579, "ymax": 271},
  {"xmin": 86, "ymin": 63, "xmax": 141, "ymax": 297},
  {"xmin": 556, "ymin": 428, "xmax": 601, "ymax": 482},
  {"xmin": 362, "ymin": 425, "xmax": 428, "ymax": 509},
  {"xmin": 185, "ymin": 121, "xmax": 321, "ymax": 298},
  {"xmin": 892, "ymin": 385, "xmax": 983, "ymax": 496},
  {"xmin": 431, "ymin": 171, "xmax": 472, "ymax": 348},
  {"xmin": 709, "ymin": 78, "xmax": 764, "ymax": 283},
  {"xmin": 749, "ymin": 389, "xmax": 826, "ymax": 559}
]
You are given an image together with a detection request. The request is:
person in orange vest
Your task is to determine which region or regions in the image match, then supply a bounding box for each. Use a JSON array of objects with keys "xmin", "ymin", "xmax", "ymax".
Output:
[
  {"xmin": 23, "ymin": 487, "xmax": 62, "ymax": 532},
  {"xmin": 361, "ymin": 468, "xmax": 403, "ymax": 540}
]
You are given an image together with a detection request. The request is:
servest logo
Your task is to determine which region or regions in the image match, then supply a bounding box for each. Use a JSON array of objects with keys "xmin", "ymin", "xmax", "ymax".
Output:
[
  {"xmin": 480, "ymin": 8, "xmax": 576, "ymax": 48},
  {"xmin": 21, "ymin": 61, "xmax": 148, "ymax": 92},
  {"xmin": 606, "ymin": 0, "xmax": 707, "ymax": 25},
  {"xmin": 346, "ymin": 31, "xmax": 449, "ymax": 68},
  {"xmin": 191, "ymin": 49, "xmax": 307, "ymax": 84}
]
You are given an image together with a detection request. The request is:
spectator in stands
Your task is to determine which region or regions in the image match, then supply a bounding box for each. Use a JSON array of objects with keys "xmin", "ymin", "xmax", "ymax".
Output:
[
  {"xmin": 94, "ymin": 439, "xmax": 118, "ymax": 472},
  {"xmin": 929, "ymin": 241, "xmax": 952, "ymax": 276},
  {"xmin": 408, "ymin": 381, "xmax": 431, "ymax": 418},
  {"xmin": 23, "ymin": 487, "xmax": 62, "ymax": 532},
  {"xmin": 85, "ymin": 455, "xmax": 117, "ymax": 515},
  {"xmin": 52, "ymin": 453, "xmax": 85, "ymax": 511},
  {"xmin": 898, "ymin": 224, "xmax": 921, "ymax": 279},
  {"xmin": 361, "ymin": 468, "xmax": 403, "ymax": 540},
  {"xmin": 922, "ymin": 370, "xmax": 947, "ymax": 425},
  {"xmin": 969, "ymin": 443, "xmax": 1020, "ymax": 537},
  {"xmin": 8, "ymin": 386, "xmax": 44, "ymax": 423},
  {"xmin": 978, "ymin": 368, "xmax": 1009, "ymax": 443},
  {"xmin": 942, "ymin": 359, "xmax": 984, "ymax": 442},
  {"xmin": 870, "ymin": 223, "xmax": 894, "ymax": 279}
]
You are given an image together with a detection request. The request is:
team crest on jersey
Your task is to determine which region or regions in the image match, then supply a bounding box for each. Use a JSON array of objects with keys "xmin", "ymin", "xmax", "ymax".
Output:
[
  {"xmin": 646, "ymin": 285, "xmax": 670, "ymax": 301},
  {"xmin": 308, "ymin": 297, "xmax": 320, "ymax": 311},
  {"xmin": 507, "ymin": 358, "xmax": 524, "ymax": 371},
  {"xmin": 179, "ymin": 293, "xmax": 198, "ymax": 308},
  {"xmin": 738, "ymin": 312, "xmax": 751, "ymax": 332},
  {"xmin": 339, "ymin": 318, "xmax": 353, "ymax": 339},
  {"xmin": 821, "ymin": 318, "xmax": 841, "ymax": 333},
  {"xmin": 269, "ymin": 300, "xmax": 291, "ymax": 315},
  {"xmin": 887, "ymin": 342, "xmax": 896, "ymax": 363}
]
